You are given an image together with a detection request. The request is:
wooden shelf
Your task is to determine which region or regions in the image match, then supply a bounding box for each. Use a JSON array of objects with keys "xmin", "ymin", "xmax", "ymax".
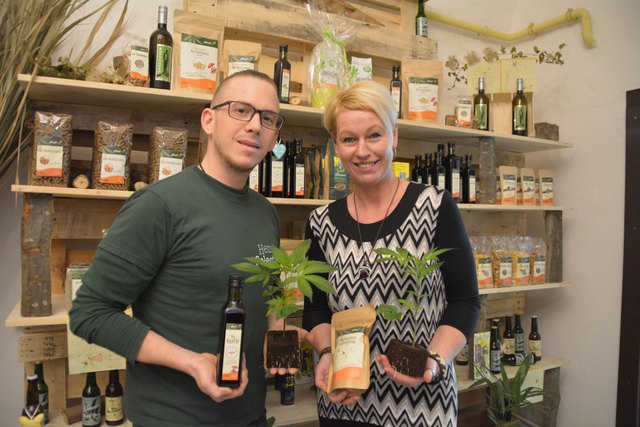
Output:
[
  {"xmin": 18, "ymin": 74, "xmax": 571, "ymax": 153},
  {"xmin": 456, "ymin": 356, "xmax": 568, "ymax": 392},
  {"xmin": 5, "ymin": 294, "xmax": 68, "ymax": 328},
  {"xmin": 11, "ymin": 185, "xmax": 568, "ymax": 212},
  {"xmin": 479, "ymin": 282, "xmax": 571, "ymax": 295}
]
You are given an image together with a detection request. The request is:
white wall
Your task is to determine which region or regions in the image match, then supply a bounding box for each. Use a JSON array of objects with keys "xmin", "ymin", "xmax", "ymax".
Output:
[{"xmin": 2, "ymin": 0, "xmax": 639, "ymax": 424}]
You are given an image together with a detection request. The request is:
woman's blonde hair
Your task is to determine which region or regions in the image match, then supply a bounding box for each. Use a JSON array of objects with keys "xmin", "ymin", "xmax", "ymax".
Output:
[{"xmin": 322, "ymin": 80, "xmax": 397, "ymax": 140}]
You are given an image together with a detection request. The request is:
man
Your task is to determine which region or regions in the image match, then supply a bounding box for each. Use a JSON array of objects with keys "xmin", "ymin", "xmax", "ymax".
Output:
[{"xmin": 70, "ymin": 70, "xmax": 286, "ymax": 427}]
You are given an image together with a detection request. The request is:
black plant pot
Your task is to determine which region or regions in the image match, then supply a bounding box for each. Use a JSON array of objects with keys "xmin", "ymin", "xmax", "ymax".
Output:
[
  {"xmin": 266, "ymin": 330, "xmax": 300, "ymax": 369},
  {"xmin": 386, "ymin": 338, "xmax": 428, "ymax": 378}
]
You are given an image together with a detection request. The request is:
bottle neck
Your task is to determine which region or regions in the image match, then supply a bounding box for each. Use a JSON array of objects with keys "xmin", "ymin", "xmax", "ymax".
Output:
[
  {"xmin": 26, "ymin": 379, "xmax": 39, "ymax": 405},
  {"xmin": 86, "ymin": 372, "xmax": 97, "ymax": 386},
  {"xmin": 478, "ymin": 79, "xmax": 485, "ymax": 94},
  {"xmin": 157, "ymin": 9, "xmax": 168, "ymax": 27},
  {"xmin": 418, "ymin": 0, "xmax": 426, "ymax": 15},
  {"xmin": 491, "ymin": 326, "xmax": 499, "ymax": 341},
  {"xmin": 35, "ymin": 363, "xmax": 44, "ymax": 380},
  {"xmin": 515, "ymin": 315, "xmax": 522, "ymax": 328},
  {"xmin": 531, "ymin": 317, "xmax": 539, "ymax": 332},
  {"xmin": 280, "ymin": 49, "xmax": 287, "ymax": 60},
  {"xmin": 517, "ymin": 79, "xmax": 524, "ymax": 94},
  {"xmin": 228, "ymin": 286, "xmax": 243, "ymax": 302},
  {"xmin": 109, "ymin": 370, "xmax": 119, "ymax": 383},
  {"xmin": 505, "ymin": 317, "xmax": 512, "ymax": 330}
]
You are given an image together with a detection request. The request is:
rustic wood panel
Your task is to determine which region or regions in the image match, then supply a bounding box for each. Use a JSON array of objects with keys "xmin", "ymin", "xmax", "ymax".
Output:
[
  {"xmin": 50, "ymin": 239, "xmax": 67, "ymax": 295},
  {"xmin": 19, "ymin": 331, "xmax": 68, "ymax": 362},
  {"xmin": 484, "ymin": 294, "xmax": 526, "ymax": 319},
  {"xmin": 21, "ymin": 194, "xmax": 54, "ymax": 317},
  {"xmin": 52, "ymin": 198, "xmax": 123, "ymax": 239},
  {"xmin": 544, "ymin": 210, "xmax": 562, "ymax": 282}
]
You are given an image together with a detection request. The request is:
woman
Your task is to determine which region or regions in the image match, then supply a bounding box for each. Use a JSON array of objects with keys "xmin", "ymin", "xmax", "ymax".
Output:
[{"xmin": 303, "ymin": 80, "xmax": 480, "ymax": 427}]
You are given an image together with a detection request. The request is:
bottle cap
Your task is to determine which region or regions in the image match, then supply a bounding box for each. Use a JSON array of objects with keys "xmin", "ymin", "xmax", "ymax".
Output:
[
  {"xmin": 280, "ymin": 44, "xmax": 288, "ymax": 51},
  {"xmin": 228, "ymin": 275, "xmax": 244, "ymax": 288}
]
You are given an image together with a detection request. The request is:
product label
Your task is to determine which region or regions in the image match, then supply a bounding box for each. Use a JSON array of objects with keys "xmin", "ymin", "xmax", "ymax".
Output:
[
  {"xmin": 158, "ymin": 150, "xmax": 185, "ymax": 180},
  {"xmin": 531, "ymin": 255, "xmax": 546, "ymax": 284},
  {"xmin": 105, "ymin": 396, "xmax": 123, "ymax": 422},
  {"xmin": 271, "ymin": 160, "xmax": 284, "ymax": 193},
  {"xmin": 99, "ymin": 147, "xmax": 126, "ymax": 184},
  {"xmin": 452, "ymin": 171, "xmax": 460, "ymax": 199},
  {"xmin": 490, "ymin": 348, "xmax": 501, "ymax": 372},
  {"xmin": 513, "ymin": 105, "xmax": 527, "ymax": 131},
  {"xmin": 331, "ymin": 156, "xmax": 349, "ymax": 199},
  {"xmin": 516, "ymin": 176, "xmax": 522, "ymax": 205},
  {"xmin": 155, "ymin": 44, "xmax": 172, "ymax": 82},
  {"xmin": 498, "ymin": 256, "xmax": 513, "ymax": 286},
  {"xmin": 476, "ymin": 256, "xmax": 493, "ymax": 287},
  {"xmin": 391, "ymin": 86, "xmax": 401, "ymax": 116},
  {"xmin": 352, "ymin": 57, "xmax": 373, "ymax": 81},
  {"xmin": 71, "ymin": 278, "xmax": 83, "ymax": 301},
  {"xmin": 221, "ymin": 323, "xmax": 243, "ymax": 381},
  {"xmin": 295, "ymin": 164, "xmax": 305, "ymax": 196},
  {"xmin": 228, "ymin": 54, "xmax": 255, "ymax": 76},
  {"xmin": 130, "ymin": 44, "xmax": 149, "ymax": 81},
  {"xmin": 456, "ymin": 345, "xmax": 468, "ymax": 363},
  {"xmin": 529, "ymin": 339, "xmax": 542, "ymax": 357},
  {"xmin": 514, "ymin": 255, "xmax": 531, "ymax": 285},
  {"xmin": 456, "ymin": 99, "xmax": 472, "ymax": 127},
  {"xmin": 249, "ymin": 165, "xmax": 260, "ymax": 192},
  {"xmin": 501, "ymin": 174, "xmax": 516, "ymax": 204},
  {"xmin": 515, "ymin": 333, "xmax": 525, "ymax": 353},
  {"xmin": 496, "ymin": 175, "xmax": 502, "ymax": 204},
  {"xmin": 334, "ymin": 327, "xmax": 365, "ymax": 381},
  {"xmin": 408, "ymin": 77, "xmax": 438, "ymax": 120},
  {"xmin": 82, "ymin": 396, "xmax": 101, "ymax": 426},
  {"xmin": 416, "ymin": 16, "xmax": 428, "ymax": 36},
  {"xmin": 469, "ymin": 176, "xmax": 477, "ymax": 202},
  {"xmin": 179, "ymin": 34, "xmax": 218, "ymax": 89},
  {"xmin": 475, "ymin": 104, "xmax": 488, "ymax": 130},
  {"xmin": 522, "ymin": 175, "xmax": 535, "ymax": 205},
  {"xmin": 280, "ymin": 69, "xmax": 291, "ymax": 101},
  {"xmin": 35, "ymin": 142, "xmax": 64, "ymax": 177},
  {"xmin": 541, "ymin": 177, "xmax": 554, "ymax": 205},
  {"xmin": 503, "ymin": 338, "xmax": 515, "ymax": 355},
  {"xmin": 38, "ymin": 391, "xmax": 49, "ymax": 421}
]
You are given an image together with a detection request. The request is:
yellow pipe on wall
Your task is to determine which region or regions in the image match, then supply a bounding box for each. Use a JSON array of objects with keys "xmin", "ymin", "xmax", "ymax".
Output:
[{"xmin": 427, "ymin": 7, "xmax": 596, "ymax": 48}]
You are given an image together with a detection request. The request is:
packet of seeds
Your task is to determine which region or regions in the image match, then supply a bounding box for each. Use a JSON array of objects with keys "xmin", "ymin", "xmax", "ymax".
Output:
[{"xmin": 327, "ymin": 305, "xmax": 376, "ymax": 395}]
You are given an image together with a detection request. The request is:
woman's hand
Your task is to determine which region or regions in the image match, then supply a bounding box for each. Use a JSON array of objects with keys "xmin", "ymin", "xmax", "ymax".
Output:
[{"xmin": 376, "ymin": 354, "xmax": 438, "ymax": 387}]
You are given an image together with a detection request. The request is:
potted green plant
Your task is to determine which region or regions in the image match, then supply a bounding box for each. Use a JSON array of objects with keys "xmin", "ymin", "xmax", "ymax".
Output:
[
  {"xmin": 471, "ymin": 353, "xmax": 559, "ymax": 426},
  {"xmin": 233, "ymin": 239, "xmax": 335, "ymax": 369},
  {"xmin": 373, "ymin": 246, "xmax": 450, "ymax": 377}
]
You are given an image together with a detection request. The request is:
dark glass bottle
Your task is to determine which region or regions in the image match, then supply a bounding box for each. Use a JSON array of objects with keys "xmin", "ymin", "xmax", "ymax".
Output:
[
  {"xmin": 248, "ymin": 162, "xmax": 261, "ymax": 193},
  {"xmin": 514, "ymin": 314, "xmax": 526, "ymax": 356},
  {"xmin": 82, "ymin": 372, "xmax": 101, "ymax": 427},
  {"xmin": 461, "ymin": 154, "xmax": 477, "ymax": 203},
  {"xmin": 288, "ymin": 139, "xmax": 305, "ymax": 198},
  {"xmin": 274, "ymin": 44, "xmax": 291, "ymax": 104},
  {"xmin": 34, "ymin": 362, "xmax": 49, "ymax": 424},
  {"xmin": 455, "ymin": 345, "xmax": 469, "ymax": 366},
  {"xmin": 258, "ymin": 157, "xmax": 265, "ymax": 195},
  {"xmin": 217, "ymin": 275, "xmax": 246, "ymax": 388},
  {"xmin": 489, "ymin": 325, "xmax": 501, "ymax": 374},
  {"xmin": 474, "ymin": 77, "xmax": 490, "ymax": 131},
  {"xmin": 274, "ymin": 373, "xmax": 283, "ymax": 391},
  {"xmin": 422, "ymin": 153, "xmax": 432, "ymax": 185},
  {"xmin": 149, "ymin": 6, "xmax": 173, "ymax": 90},
  {"xmin": 269, "ymin": 139, "xmax": 285, "ymax": 197},
  {"xmin": 282, "ymin": 140, "xmax": 291, "ymax": 198},
  {"xmin": 444, "ymin": 142, "xmax": 460, "ymax": 201},
  {"xmin": 390, "ymin": 65, "xmax": 402, "ymax": 118},
  {"xmin": 502, "ymin": 316, "xmax": 517, "ymax": 366},
  {"xmin": 411, "ymin": 154, "xmax": 424, "ymax": 184},
  {"xmin": 105, "ymin": 370, "xmax": 124, "ymax": 426},
  {"xmin": 529, "ymin": 315, "xmax": 542, "ymax": 363},
  {"xmin": 280, "ymin": 373, "xmax": 295, "ymax": 405},
  {"xmin": 431, "ymin": 151, "xmax": 446, "ymax": 187},
  {"xmin": 263, "ymin": 153, "xmax": 272, "ymax": 197},
  {"xmin": 22, "ymin": 374, "xmax": 44, "ymax": 424},
  {"xmin": 415, "ymin": 0, "xmax": 428, "ymax": 37},
  {"xmin": 512, "ymin": 77, "xmax": 528, "ymax": 135}
]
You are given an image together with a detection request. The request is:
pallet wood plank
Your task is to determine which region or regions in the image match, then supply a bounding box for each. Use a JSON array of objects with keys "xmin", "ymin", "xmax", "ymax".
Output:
[
  {"xmin": 19, "ymin": 331, "xmax": 68, "ymax": 362},
  {"xmin": 545, "ymin": 210, "xmax": 562, "ymax": 282},
  {"xmin": 21, "ymin": 194, "xmax": 54, "ymax": 317},
  {"xmin": 52, "ymin": 198, "xmax": 123, "ymax": 239}
]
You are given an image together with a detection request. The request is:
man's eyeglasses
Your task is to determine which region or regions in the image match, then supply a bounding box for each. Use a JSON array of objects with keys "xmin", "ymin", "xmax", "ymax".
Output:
[{"xmin": 210, "ymin": 100, "xmax": 285, "ymax": 131}]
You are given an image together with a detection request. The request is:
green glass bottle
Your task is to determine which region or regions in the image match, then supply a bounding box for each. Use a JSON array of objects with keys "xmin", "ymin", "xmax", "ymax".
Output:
[
  {"xmin": 474, "ymin": 77, "xmax": 490, "ymax": 131},
  {"xmin": 82, "ymin": 372, "xmax": 101, "ymax": 427},
  {"xmin": 512, "ymin": 77, "xmax": 528, "ymax": 135},
  {"xmin": 34, "ymin": 362, "xmax": 49, "ymax": 424},
  {"xmin": 415, "ymin": 0, "xmax": 428, "ymax": 37}
]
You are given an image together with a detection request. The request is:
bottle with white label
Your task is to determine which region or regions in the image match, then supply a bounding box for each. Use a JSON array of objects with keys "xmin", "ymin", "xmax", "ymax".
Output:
[
  {"xmin": 462, "ymin": 154, "xmax": 477, "ymax": 203},
  {"xmin": 288, "ymin": 139, "xmax": 305, "ymax": 198},
  {"xmin": 82, "ymin": 372, "xmax": 101, "ymax": 427},
  {"xmin": 529, "ymin": 315, "xmax": 542, "ymax": 364},
  {"xmin": 415, "ymin": 0, "xmax": 428, "ymax": 37},
  {"xmin": 274, "ymin": 44, "xmax": 291, "ymax": 104},
  {"xmin": 390, "ymin": 65, "xmax": 402, "ymax": 118},
  {"xmin": 217, "ymin": 275, "xmax": 246, "ymax": 388},
  {"xmin": 444, "ymin": 142, "xmax": 460, "ymax": 202}
]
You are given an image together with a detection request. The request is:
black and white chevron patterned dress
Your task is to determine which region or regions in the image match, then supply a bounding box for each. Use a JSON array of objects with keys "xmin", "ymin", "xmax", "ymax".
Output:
[{"xmin": 303, "ymin": 183, "xmax": 480, "ymax": 427}]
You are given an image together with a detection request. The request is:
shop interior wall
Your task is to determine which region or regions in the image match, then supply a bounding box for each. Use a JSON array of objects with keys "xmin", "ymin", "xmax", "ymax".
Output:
[{"xmin": 1, "ymin": 0, "xmax": 639, "ymax": 424}]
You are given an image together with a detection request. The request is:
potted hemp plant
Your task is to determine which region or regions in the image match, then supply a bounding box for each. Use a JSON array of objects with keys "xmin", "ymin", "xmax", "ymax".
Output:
[
  {"xmin": 470, "ymin": 353, "xmax": 559, "ymax": 427},
  {"xmin": 233, "ymin": 239, "xmax": 335, "ymax": 369},
  {"xmin": 373, "ymin": 246, "xmax": 450, "ymax": 377}
]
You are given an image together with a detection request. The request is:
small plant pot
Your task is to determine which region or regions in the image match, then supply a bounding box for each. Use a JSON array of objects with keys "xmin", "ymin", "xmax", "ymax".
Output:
[
  {"xmin": 386, "ymin": 338, "xmax": 428, "ymax": 378},
  {"xmin": 266, "ymin": 330, "xmax": 300, "ymax": 369}
]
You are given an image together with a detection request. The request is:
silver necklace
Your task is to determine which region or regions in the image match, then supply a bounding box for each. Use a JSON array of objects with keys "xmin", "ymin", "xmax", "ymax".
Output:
[{"xmin": 353, "ymin": 178, "xmax": 401, "ymax": 279}]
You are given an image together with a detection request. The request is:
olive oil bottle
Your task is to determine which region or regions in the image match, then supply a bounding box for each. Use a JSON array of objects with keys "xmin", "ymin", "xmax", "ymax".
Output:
[
  {"xmin": 274, "ymin": 44, "xmax": 291, "ymax": 104},
  {"xmin": 149, "ymin": 6, "xmax": 173, "ymax": 89},
  {"xmin": 217, "ymin": 275, "xmax": 246, "ymax": 388}
]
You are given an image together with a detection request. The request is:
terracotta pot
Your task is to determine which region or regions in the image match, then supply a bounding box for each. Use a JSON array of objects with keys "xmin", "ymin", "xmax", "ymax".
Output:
[
  {"xmin": 266, "ymin": 330, "xmax": 300, "ymax": 369},
  {"xmin": 385, "ymin": 338, "xmax": 428, "ymax": 378}
]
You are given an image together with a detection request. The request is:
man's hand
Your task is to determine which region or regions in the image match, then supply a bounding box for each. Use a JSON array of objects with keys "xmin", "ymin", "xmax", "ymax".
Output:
[{"xmin": 191, "ymin": 353, "xmax": 249, "ymax": 402}]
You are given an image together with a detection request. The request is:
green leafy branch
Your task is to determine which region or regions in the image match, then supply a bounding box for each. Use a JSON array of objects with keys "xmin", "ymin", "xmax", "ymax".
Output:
[
  {"xmin": 373, "ymin": 247, "xmax": 451, "ymax": 347},
  {"xmin": 232, "ymin": 239, "xmax": 336, "ymax": 329}
]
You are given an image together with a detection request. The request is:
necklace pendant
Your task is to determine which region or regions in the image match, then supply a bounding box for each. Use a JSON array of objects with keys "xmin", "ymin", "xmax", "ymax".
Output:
[{"xmin": 358, "ymin": 267, "xmax": 369, "ymax": 279}]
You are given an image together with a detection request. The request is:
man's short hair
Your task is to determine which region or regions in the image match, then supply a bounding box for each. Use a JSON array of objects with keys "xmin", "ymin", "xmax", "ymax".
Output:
[{"xmin": 211, "ymin": 70, "xmax": 277, "ymax": 106}]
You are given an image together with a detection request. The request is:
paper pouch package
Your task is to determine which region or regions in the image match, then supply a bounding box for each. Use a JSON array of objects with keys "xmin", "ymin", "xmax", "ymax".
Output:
[
  {"xmin": 327, "ymin": 305, "xmax": 376, "ymax": 395},
  {"xmin": 64, "ymin": 264, "xmax": 91, "ymax": 310},
  {"xmin": 321, "ymin": 139, "xmax": 349, "ymax": 200}
]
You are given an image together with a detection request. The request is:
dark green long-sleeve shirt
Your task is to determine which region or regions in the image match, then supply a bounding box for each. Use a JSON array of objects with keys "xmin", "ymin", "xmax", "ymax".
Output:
[{"xmin": 69, "ymin": 166, "xmax": 279, "ymax": 427}]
